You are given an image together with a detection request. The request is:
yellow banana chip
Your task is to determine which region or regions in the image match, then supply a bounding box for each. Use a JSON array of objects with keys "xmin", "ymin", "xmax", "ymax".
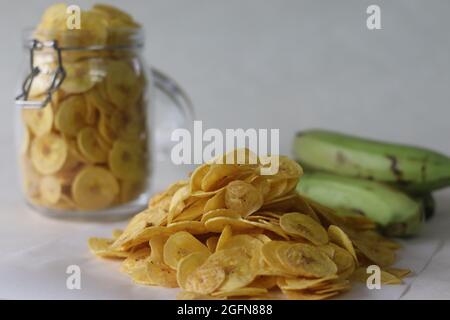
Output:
[
  {"xmin": 201, "ymin": 208, "xmax": 242, "ymax": 222},
  {"xmin": 176, "ymin": 251, "xmax": 210, "ymax": 290},
  {"xmin": 329, "ymin": 243, "xmax": 356, "ymax": 279},
  {"xmin": 163, "ymin": 231, "xmax": 210, "ymax": 269},
  {"xmin": 248, "ymin": 276, "xmax": 278, "ymax": 289},
  {"xmin": 351, "ymin": 267, "xmax": 402, "ymax": 285},
  {"xmin": 328, "ymin": 225, "xmax": 358, "ymax": 262},
  {"xmin": 251, "ymin": 177, "xmax": 271, "ymax": 199},
  {"xmin": 88, "ymin": 237, "xmax": 128, "ymax": 259},
  {"xmin": 109, "ymin": 140, "xmax": 146, "ymax": 181},
  {"xmin": 202, "ymin": 164, "xmax": 250, "ymax": 191},
  {"xmin": 190, "ymin": 164, "xmax": 210, "ymax": 192},
  {"xmin": 55, "ymin": 95, "xmax": 87, "ymax": 136},
  {"xmin": 72, "ymin": 165, "xmax": 119, "ymax": 210},
  {"xmin": 245, "ymin": 220, "xmax": 290, "ymax": 240},
  {"xmin": 385, "ymin": 267, "xmax": 411, "ymax": 279},
  {"xmin": 280, "ymin": 212, "xmax": 328, "ymax": 245},
  {"xmin": 204, "ymin": 189, "xmax": 226, "ymax": 212},
  {"xmin": 224, "ymin": 181, "xmax": 263, "ymax": 216},
  {"xmin": 22, "ymin": 104, "xmax": 53, "ymax": 136},
  {"xmin": 278, "ymin": 243, "xmax": 338, "ymax": 278},
  {"xmin": 261, "ymin": 241, "xmax": 291, "ymax": 275},
  {"xmin": 173, "ymin": 198, "xmax": 208, "ymax": 222},
  {"xmin": 39, "ymin": 175, "xmax": 62, "ymax": 204},
  {"xmin": 206, "ymin": 236, "xmax": 219, "ymax": 252},
  {"xmin": 85, "ymin": 98, "xmax": 98, "ymax": 126},
  {"xmin": 264, "ymin": 179, "xmax": 288, "ymax": 202},
  {"xmin": 31, "ymin": 133, "xmax": 68, "ymax": 175},
  {"xmin": 61, "ymin": 60, "xmax": 96, "ymax": 94},
  {"xmin": 215, "ymin": 225, "xmax": 233, "ymax": 251},
  {"xmin": 106, "ymin": 60, "xmax": 141, "ymax": 110},
  {"xmin": 353, "ymin": 239, "xmax": 396, "ymax": 267},
  {"xmin": 185, "ymin": 260, "xmax": 226, "ymax": 295},
  {"xmin": 275, "ymin": 156, "xmax": 303, "ymax": 179},
  {"xmin": 215, "ymin": 247, "xmax": 257, "ymax": 291},
  {"xmin": 146, "ymin": 259, "xmax": 178, "ymax": 288},
  {"xmin": 204, "ymin": 217, "xmax": 257, "ymax": 233},
  {"xmin": 77, "ymin": 127, "xmax": 108, "ymax": 163},
  {"xmin": 86, "ymin": 83, "xmax": 115, "ymax": 115}
]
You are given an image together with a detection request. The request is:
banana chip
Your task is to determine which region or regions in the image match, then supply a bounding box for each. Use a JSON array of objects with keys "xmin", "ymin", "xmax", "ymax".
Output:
[
  {"xmin": 89, "ymin": 149, "xmax": 409, "ymax": 300},
  {"xmin": 353, "ymin": 239, "xmax": 396, "ymax": 267},
  {"xmin": 216, "ymin": 225, "xmax": 233, "ymax": 251},
  {"xmin": 202, "ymin": 164, "xmax": 253, "ymax": 191},
  {"xmin": 176, "ymin": 251, "xmax": 210, "ymax": 290},
  {"xmin": 328, "ymin": 225, "xmax": 358, "ymax": 262},
  {"xmin": 204, "ymin": 189, "xmax": 226, "ymax": 212},
  {"xmin": 330, "ymin": 243, "xmax": 356, "ymax": 279},
  {"xmin": 39, "ymin": 175, "xmax": 62, "ymax": 204},
  {"xmin": 146, "ymin": 259, "xmax": 178, "ymax": 288},
  {"xmin": 163, "ymin": 231, "xmax": 210, "ymax": 269},
  {"xmin": 109, "ymin": 140, "xmax": 146, "ymax": 181},
  {"xmin": 22, "ymin": 104, "xmax": 53, "ymax": 136},
  {"xmin": 351, "ymin": 267, "xmax": 402, "ymax": 285},
  {"xmin": 61, "ymin": 60, "xmax": 96, "ymax": 94},
  {"xmin": 280, "ymin": 212, "xmax": 328, "ymax": 245},
  {"xmin": 224, "ymin": 181, "xmax": 263, "ymax": 216},
  {"xmin": 88, "ymin": 237, "xmax": 128, "ymax": 259},
  {"xmin": 185, "ymin": 261, "xmax": 226, "ymax": 295},
  {"xmin": 31, "ymin": 133, "xmax": 68, "ymax": 175},
  {"xmin": 209, "ymin": 247, "xmax": 256, "ymax": 292},
  {"xmin": 72, "ymin": 166, "xmax": 119, "ymax": 210},
  {"xmin": 77, "ymin": 127, "xmax": 108, "ymax": 163},
  {"xmin": 55, "ymin": 95, "xmax": 87, "ymax": 136},
  {"xmin": 86, "ymin": 83, "xmax": 115, "ymax": 115},
  {"xmin": 206, "ymin": 236, "xmax": 219, "ymax": 252},
  {"xmin": 106, "ymin": 60, "xmax": 141, "ymax": 109},
  {"xmin": 278, "ymin": 243, "xmax": 338, "ymax": 278}
]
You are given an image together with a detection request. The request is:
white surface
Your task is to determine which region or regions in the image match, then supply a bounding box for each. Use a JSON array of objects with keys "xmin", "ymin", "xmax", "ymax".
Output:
[{"xmin": 0, "ymin": 0, "xmax": 450, "ymax": 299}]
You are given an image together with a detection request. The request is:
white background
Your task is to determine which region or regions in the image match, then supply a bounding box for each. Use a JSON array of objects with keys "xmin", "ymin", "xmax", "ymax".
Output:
[{"xmin": 0, "ymin": 0, "xmax": 449, "ymax": 299}]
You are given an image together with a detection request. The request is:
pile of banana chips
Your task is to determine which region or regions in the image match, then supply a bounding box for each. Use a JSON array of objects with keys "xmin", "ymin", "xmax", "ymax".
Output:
[
  {"xmin": 89, "ymin": 149, "xmax": 410, "ymax": 299},
  {"xmin": 21, "ymin": 4, "xmax": 149, "ymax": 211}
]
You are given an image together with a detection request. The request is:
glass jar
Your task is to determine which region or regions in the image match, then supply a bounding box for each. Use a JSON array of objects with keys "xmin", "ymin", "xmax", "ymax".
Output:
[{"xmin": 15, "ymin": 28, "xmax": 193, "ymax": 220}]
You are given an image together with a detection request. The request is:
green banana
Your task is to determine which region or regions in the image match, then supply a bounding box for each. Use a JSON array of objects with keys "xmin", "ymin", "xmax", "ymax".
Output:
[
  {"xmin": 293, "ymin": 129, "xmax": 450, "ymax": 193},
  {"xmin": 297, "ymin": 172, "xmax": 424, "ymax": 237}
]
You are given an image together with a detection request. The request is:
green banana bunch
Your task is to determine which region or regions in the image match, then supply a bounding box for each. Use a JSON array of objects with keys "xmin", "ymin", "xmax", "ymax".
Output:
[
  {"xmin": 297, "ymin": 172, "xmax": 424, "ymax": 237},
  {"xmin": 293, "ymin": 129, "xmax": 450, "ymax": 193},
  {"xmin": 293, "ymin": 129, "xmax": 447, "ymax": 236}
]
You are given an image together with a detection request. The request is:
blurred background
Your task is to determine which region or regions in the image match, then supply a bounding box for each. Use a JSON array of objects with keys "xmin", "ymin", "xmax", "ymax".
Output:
[{"xmin": 0, "ymin": 0, "xmax": 449, "ymax": 204}]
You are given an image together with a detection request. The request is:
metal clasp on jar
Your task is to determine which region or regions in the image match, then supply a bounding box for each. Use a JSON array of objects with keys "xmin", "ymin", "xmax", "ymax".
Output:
[{"xmin": 15, "ymin": 39, "xmax": 66, "ymax": 109}]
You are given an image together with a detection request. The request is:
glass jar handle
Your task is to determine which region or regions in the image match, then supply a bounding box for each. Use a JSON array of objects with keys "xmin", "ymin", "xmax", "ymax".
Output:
[{"xmin": 150, "ymin": 67, "xmax": 195, "ymax": 161}]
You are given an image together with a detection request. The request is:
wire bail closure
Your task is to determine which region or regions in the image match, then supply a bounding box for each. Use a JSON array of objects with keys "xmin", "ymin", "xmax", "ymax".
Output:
[{"xmin": 15, "ymin": 39, "xmax": 66, "ymax": 109}]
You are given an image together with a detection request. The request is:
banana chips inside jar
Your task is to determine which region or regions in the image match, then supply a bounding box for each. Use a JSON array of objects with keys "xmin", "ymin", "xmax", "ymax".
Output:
[
  {"xmin": 89, "ymin": 150, "xmax": 410, "ymax": 300},
  {"xmin": 20, "ymin": 4, "xmax": 149, "ymax": 211}
]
